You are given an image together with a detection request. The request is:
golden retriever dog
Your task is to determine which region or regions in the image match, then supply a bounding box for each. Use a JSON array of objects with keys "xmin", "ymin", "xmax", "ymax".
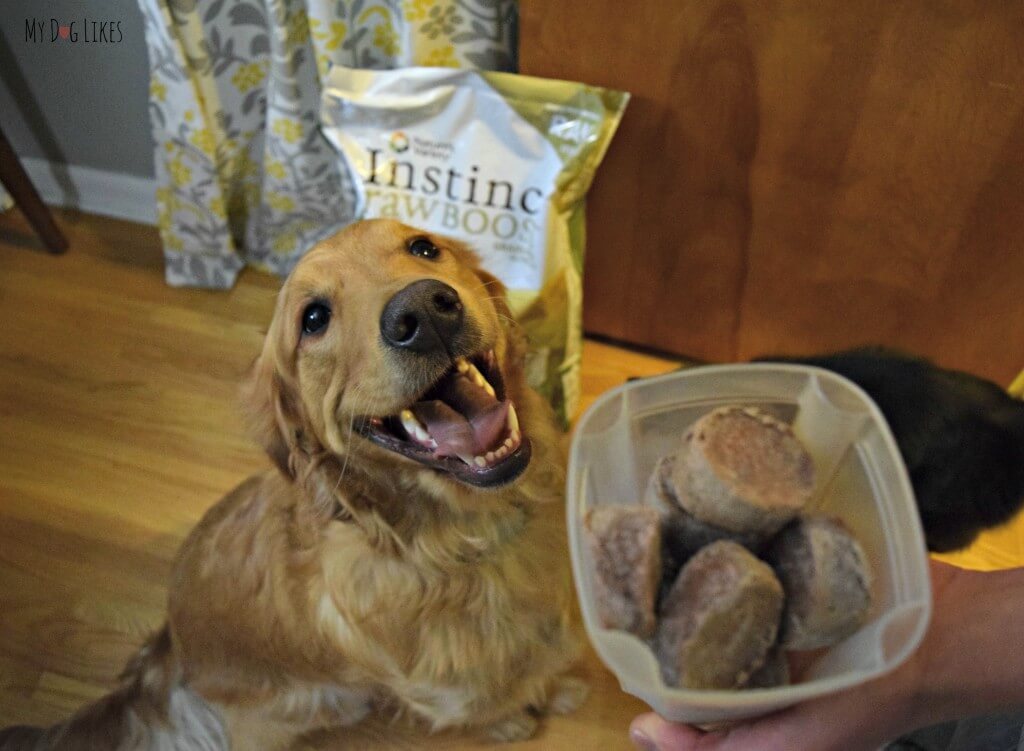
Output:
[{"xmin": 0, "ymin": 219, "xmax": 586, "ymax": 750}]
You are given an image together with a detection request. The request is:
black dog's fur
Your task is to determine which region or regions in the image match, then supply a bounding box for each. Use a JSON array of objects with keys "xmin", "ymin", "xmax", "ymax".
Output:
[{"xmin": 760, "ymin": 347, "xmax": 1024, "ymax": 552}]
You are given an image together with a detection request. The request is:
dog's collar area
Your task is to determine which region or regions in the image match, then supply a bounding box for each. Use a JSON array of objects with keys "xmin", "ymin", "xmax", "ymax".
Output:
[
  {"xmin": 355, "ymin": 351, "xmax": 532, "ymax": 488},
  {"xmin": 455, "ymin": 503, "xmax": 532, "ymax": 564}
]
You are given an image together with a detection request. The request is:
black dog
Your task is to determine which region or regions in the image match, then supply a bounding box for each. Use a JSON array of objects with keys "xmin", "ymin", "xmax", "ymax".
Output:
[{"xmin": 761, "ymin": 347, "xmax": 1024, "ymax": 552}]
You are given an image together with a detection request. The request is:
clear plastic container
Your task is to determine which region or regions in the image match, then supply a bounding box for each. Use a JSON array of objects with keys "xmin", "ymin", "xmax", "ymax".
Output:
[{"xmin": 567, "ymin": 364, "xmax": 932, "ymax": 724}]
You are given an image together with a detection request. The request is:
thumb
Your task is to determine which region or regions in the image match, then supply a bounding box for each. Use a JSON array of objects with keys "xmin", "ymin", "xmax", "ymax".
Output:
[
  {"xmin": 630, "ymin": 711, "xmax": 803, "ymax": 751},
  {"xmin": 629, "ymin": 713, "xmax": 716, "ymax": 751}
]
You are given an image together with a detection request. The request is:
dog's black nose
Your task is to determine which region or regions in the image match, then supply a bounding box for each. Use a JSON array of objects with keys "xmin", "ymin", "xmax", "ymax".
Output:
[{"xmin": 380, "ymin": 279, "xmax": 464, "ymax": 353}]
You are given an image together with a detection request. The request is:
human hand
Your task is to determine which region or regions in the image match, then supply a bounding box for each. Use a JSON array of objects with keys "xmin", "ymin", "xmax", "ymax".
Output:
[
  {"xmin": 629, "ymin": 685, "xmax": 910, "ymax": 751},
  {"xmin": 630, "ymin": 560, "xmax": 970, "ymax": 751}
]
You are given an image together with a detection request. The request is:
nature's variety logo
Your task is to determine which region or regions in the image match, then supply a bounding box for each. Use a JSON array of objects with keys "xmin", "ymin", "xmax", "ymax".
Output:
[
  {"xmin": 388, "ymin": 131, "xmax": 410, "ymax": 154},
  {"xmin": 24, "ymin": 18, "xmax": 124, "ymax": 43}
]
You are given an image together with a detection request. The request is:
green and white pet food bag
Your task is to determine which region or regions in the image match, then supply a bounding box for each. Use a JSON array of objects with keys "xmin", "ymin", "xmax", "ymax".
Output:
[{"xmin": 321, "ymin": 65, "xmax": 627, "ymax": 425}]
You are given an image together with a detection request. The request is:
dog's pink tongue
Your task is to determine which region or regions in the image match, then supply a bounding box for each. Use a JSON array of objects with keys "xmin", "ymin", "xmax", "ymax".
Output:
[
  {"xmin": 412, "ymin": 399, "xmax": 510, "ymax": 457},
  {"xmin": 469, "ymin": 401, "xmax": 510, "ymax": 450}
]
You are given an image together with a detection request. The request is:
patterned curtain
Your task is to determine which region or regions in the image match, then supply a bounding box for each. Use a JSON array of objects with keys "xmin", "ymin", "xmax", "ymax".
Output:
[{"xmin": 139, "ymin": 0, "xmax": 516, "ymax": 288}]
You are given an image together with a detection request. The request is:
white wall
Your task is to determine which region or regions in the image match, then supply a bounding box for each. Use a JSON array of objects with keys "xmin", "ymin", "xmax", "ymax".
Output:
[{"xmin": 0, "ymin": 0, "xmax": 156, "ymax": 221}]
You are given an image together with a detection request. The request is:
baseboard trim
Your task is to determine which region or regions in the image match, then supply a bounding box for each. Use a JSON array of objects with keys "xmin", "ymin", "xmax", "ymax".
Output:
[{"xmin": 18, "ymin": 158, "xmax": 157, "ymax": 226}]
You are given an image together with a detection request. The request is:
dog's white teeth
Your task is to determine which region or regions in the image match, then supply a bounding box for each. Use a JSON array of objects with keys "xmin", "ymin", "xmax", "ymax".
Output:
[
  {"xmin": 399, "ymin": 409, "xmax": 419, "ymax": 433},
  {"xmin": 460, "ymin": 360, "xmax": 497, "ymax": 397},
  {"xmin": 507, "ymin": 403, "xmax": 520, "ymax": 434},
  {"xmin": 460, "ymin": 440, "xmax": 519, "ymax": 469},
  {"xmin": 400, "ymin": 410, "xmax": 434, "ymax": 447}
]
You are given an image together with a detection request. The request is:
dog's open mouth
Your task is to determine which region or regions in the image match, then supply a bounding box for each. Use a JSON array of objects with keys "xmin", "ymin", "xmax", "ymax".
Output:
[{"xmin": 356, "ymin": 352, "xmax": 531, "ymax": 487}]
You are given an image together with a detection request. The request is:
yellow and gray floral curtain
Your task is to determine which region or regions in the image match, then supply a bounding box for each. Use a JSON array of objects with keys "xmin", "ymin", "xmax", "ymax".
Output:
[{"xmin": 139, "ymin": 0, "xmax": 516, "ymax": 287}]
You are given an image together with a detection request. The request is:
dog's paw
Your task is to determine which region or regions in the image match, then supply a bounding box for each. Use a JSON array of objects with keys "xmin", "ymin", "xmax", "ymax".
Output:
[
  {"xmin": 484, "ymin": 712, "xmax": 539, "ymax": 743},
  {"xmin": 547, "ymin": 676, "xmax": 589, "ymax": 715}
]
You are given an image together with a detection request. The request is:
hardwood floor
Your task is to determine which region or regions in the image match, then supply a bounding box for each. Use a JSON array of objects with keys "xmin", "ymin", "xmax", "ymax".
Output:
[{"xmin": 0, "ymin": 209, "xmax": 678, "ymax": 748}]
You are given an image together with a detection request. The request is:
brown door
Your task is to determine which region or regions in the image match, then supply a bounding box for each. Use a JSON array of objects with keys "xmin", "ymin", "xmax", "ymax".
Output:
[{"xmin": 521, "ymin": 1, "xmax": 1024, "ymax": 385}]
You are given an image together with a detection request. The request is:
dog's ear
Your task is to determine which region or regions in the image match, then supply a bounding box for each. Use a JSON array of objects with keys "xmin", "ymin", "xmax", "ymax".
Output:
[{"xmin": 241, "ymin": 349, "xmax": 300, "ymax": 479}]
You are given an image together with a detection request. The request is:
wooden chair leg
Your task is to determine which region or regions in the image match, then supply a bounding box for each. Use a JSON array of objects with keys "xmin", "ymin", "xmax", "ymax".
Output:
[{"xmin": 0, "ymin": 123, "xmax": 68, "ymax": 254}]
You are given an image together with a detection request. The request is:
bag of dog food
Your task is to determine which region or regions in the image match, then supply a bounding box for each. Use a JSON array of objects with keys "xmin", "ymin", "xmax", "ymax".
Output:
[{"xmin": 321, "ymin": 66, "xmax": 627, "ymax": 425}]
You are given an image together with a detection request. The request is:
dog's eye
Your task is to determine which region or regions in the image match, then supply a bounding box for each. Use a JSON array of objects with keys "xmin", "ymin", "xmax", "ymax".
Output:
[
  {"xmin": 301, "ymin": 302, "xmax": 331, "ymax": 335},
  {"xmin": 408, "ymin": 237, "xmax": 439, "ymax": 259}
]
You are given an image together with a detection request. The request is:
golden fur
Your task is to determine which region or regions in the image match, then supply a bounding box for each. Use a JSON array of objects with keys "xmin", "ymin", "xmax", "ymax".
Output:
[{"xmin": 0, "ymin": 219, "xmax": 584, "ymax": 750}]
